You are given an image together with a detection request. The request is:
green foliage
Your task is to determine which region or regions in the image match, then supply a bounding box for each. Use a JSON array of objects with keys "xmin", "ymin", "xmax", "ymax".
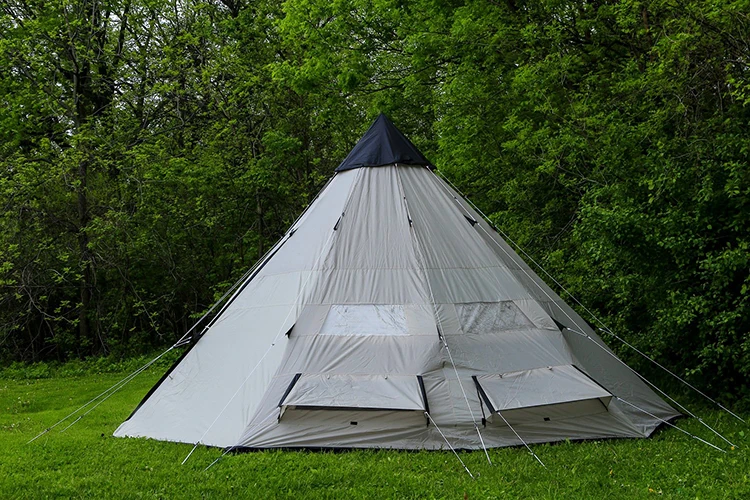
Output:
[
  {"xmin": 2, "ymin": 0, "xmax": 749, "ymax": 401},
  {"xmin": 0, "ymin": 368, "xmax": 748, "ymax": 498},
  {"xmin": 0, "ymin": 350, "xmax": 181, "ymax": 380},
  {"xmin": 0, "ymin": 0, "xmax": 334, "ymax": 362}
]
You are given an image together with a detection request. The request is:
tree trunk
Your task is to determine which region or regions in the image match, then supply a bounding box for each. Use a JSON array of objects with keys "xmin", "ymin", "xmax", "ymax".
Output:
[
  {"xmin": 77, "ymin": 157, "xmax": 92, "ymax": 357},
  {"xmin": 257, "ymin": 190, "xmax": 264, "ymax": 259}
]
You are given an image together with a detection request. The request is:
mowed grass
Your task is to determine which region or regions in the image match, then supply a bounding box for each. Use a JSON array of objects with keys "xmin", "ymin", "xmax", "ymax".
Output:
[{"xmin": 1, "ymin": 362, "xmax": 748, "ymax": 499}]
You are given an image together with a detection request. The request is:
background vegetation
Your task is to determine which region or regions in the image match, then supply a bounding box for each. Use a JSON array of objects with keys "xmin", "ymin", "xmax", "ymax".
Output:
[{"xmin": 2, "ymin": 0, "xmax": 749, "ymax": 404}]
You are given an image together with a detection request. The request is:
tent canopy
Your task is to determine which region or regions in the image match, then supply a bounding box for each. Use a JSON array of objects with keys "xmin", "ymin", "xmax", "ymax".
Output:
[{"xmin": 115, "ymin": 114, "xmax": 678, "ymax": 451}]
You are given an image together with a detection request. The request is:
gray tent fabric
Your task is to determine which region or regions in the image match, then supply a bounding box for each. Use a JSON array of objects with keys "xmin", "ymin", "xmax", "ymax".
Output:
[{"xmin": 115, "ymin": 116, "xmax": 679, "ymax": 450}]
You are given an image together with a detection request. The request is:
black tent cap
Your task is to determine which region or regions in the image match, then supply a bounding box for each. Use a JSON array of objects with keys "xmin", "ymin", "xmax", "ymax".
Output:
[{"xmin": 335, "ymin": 113, "xmax": 433, "ymax": 172}]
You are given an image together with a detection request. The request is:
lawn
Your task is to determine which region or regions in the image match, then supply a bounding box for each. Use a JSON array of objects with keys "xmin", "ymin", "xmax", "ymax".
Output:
[{"xmin": 1, "ymin": 358, "xmax": 747, "ymax": 499}]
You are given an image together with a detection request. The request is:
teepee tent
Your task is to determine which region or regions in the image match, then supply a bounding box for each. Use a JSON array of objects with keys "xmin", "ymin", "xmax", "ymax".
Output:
[{"xmin": 114, "ymin": 114, "xmax": 680, "ymax": 451}]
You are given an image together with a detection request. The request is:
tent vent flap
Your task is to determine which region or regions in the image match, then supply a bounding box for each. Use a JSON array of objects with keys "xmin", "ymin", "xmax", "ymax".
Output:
[
  {"xmin": 278, "ymin": 374, "xmax": 426, "ymax": 419},
  {"xmin": 474, "ymin": 365, "xmax": 612, "ymax": 424}
]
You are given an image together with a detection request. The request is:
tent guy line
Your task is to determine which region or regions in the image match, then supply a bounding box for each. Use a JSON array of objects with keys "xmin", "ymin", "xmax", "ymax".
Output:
[
  {"xmin": 433, "ymin": 170, "xmax": 740, "ymax": 448},
  {"xmin": 25, "ymin": 224, "xmax": 283, "ymax": 443},
  {"xmin": 57, "ymin": 345, "xmax": 184, "ymax": 434},
  {"xmin": 614, "ymin": 397, "xmax": 725, "ymax": 453},
  {"xmin": 26, "ymin": 165, "xmax": 339, "ymax": 446},
  {"xmin": 203, "ymin": 411, "xmax": 281, "ymax": 471},
  {"xmin": 193, "ymin": 173, "xmax": 340, "ymax": 344},
  {"xmin": 24, "ymin": 171, "xmax": 330, "ymax": 444},
  {"xmin": 493, "ymin": 409, "xmax": 546, "ymax": 468},
  {"xmin": 424, "ymin": 411, "xmax": 475, "ymax": 479},
  {"xmin": 595, "ymin": 326, "xmax": 746, "ymax": 424},
  {"xmin": 25, "ymin": 197, "xmax": 307, "ymax": 444},
  {"xmin": 26, "ymin": 340, "xmax": 187, "ymax": 444}
]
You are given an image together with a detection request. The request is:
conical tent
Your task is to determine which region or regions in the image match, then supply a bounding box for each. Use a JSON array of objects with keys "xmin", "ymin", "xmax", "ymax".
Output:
[{"xmin": 115, "ymin": 114, "xmax": 679, "ymax": 450}]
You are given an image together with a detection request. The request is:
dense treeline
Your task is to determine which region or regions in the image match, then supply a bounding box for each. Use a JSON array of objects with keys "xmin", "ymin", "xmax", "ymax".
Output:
[{"xmin": 1, "ymin": 1, "xmax": 748, "ymax": 400}]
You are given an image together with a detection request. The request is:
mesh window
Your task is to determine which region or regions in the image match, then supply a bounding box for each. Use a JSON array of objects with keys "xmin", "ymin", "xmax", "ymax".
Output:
[{"xmin": 456, "ymin": 301, "xmax": 534, "ymax": 334}]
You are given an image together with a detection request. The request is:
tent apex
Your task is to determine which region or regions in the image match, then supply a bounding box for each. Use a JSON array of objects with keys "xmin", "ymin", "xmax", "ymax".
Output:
[{"xmin": 335, "ymin": 114, "xmax": 433, "ymax": 172}]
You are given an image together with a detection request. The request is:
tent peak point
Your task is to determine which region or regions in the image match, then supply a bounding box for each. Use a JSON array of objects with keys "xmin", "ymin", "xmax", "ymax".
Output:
[{"xmin": 336, "ymin": 114, "xmax": 433, "ymax": 172}]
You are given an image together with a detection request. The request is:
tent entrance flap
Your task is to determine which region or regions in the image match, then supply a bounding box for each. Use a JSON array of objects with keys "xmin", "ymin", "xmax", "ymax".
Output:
[
  {"xmin": 279, "ymin": 374, "xmax": 426, "ymax": 415},
  {"xmin": 474, "ymin": 365, "xmax": 612, "ymax": 423}
]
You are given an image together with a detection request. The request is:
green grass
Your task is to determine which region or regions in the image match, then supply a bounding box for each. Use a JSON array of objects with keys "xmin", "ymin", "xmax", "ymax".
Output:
[{"xmin": 1, "ymin": 362, "xmax": 748, "ymax": 499}]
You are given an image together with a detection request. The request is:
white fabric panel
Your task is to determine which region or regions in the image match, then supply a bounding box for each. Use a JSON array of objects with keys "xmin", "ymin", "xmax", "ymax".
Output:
[
  {"xmin": 404, "ymin": 304, "xmax": 437, "ymax": 335},
  {"xmin": 433, "ymin": 303, "xmax": 461, "ymax": 335},
  {"xmin": 442, "ymin": 329, "xmax": 574, "ymax": 374},
  {"xmin": 436, "ymin": 365, "xmax": 485, "ymax": 425},
  {"xmin": 237, "ymin": 335, "xmax": 446, "ymax": 446},
  {"xmin": 294, "ymin": 304, "xmax": 434, "ymax": 337},
  {"xmin": 320, "ymin": 305, "xmax": 408, "ymax": 336},
  {"xmin": 307, "ymin": 166, "xmax": 430, "ymax": 306},
  {"xmin": 323, "ymin": 166, "xmax": 420, "ymax": 270},
  {"xmin": 282, "ymin": 374, "xmax": 424, "ymax": 411},
  {"xmin": 399, "ymin": 167, "xmax": 507, "ymax": 271},
  {"xmin": 241, "ymin": 369, "xmax": 645, "ymax": 449},
  {"xmin": 477, "ymin": 365, "xmax": 611, "ymax": 412},
  {"xmin": 433, "ymin": 328, "xmax": 576, "ymax": 426},
  {"xmin": 114, "ymin": 304, "xmax": 294, "ymax": 447},
  {"xmin": 245, "ymin": 409, "xmax": 432, "ymax": 449},
  {"xmin": 217, "ymin": 271, "xmax": 311, "ymax": 310},
  {"xmin": 272, "ymin": 335, "xmax": 442, "ymax": 377},
  {"xmin": 290, "ymin": 305, "xmax": 330, "ymax": 337},
  {"xmin": 563, "ymin": 329, "xmax": 678, "ymax": 424},
  {"xmin": 242, "ymin": 410, "xmax": 645, "ymax": 450},
  {"xmin": 261, "ymin": 170, "xmax": 358, "ymax": 276},
  {"xmin": 511, "ymin": 267, "xmax": 679, "ymax": 426},
  {"xmin": 425, "ymin": 267, "xmax": 531, "ymax": 303}
]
